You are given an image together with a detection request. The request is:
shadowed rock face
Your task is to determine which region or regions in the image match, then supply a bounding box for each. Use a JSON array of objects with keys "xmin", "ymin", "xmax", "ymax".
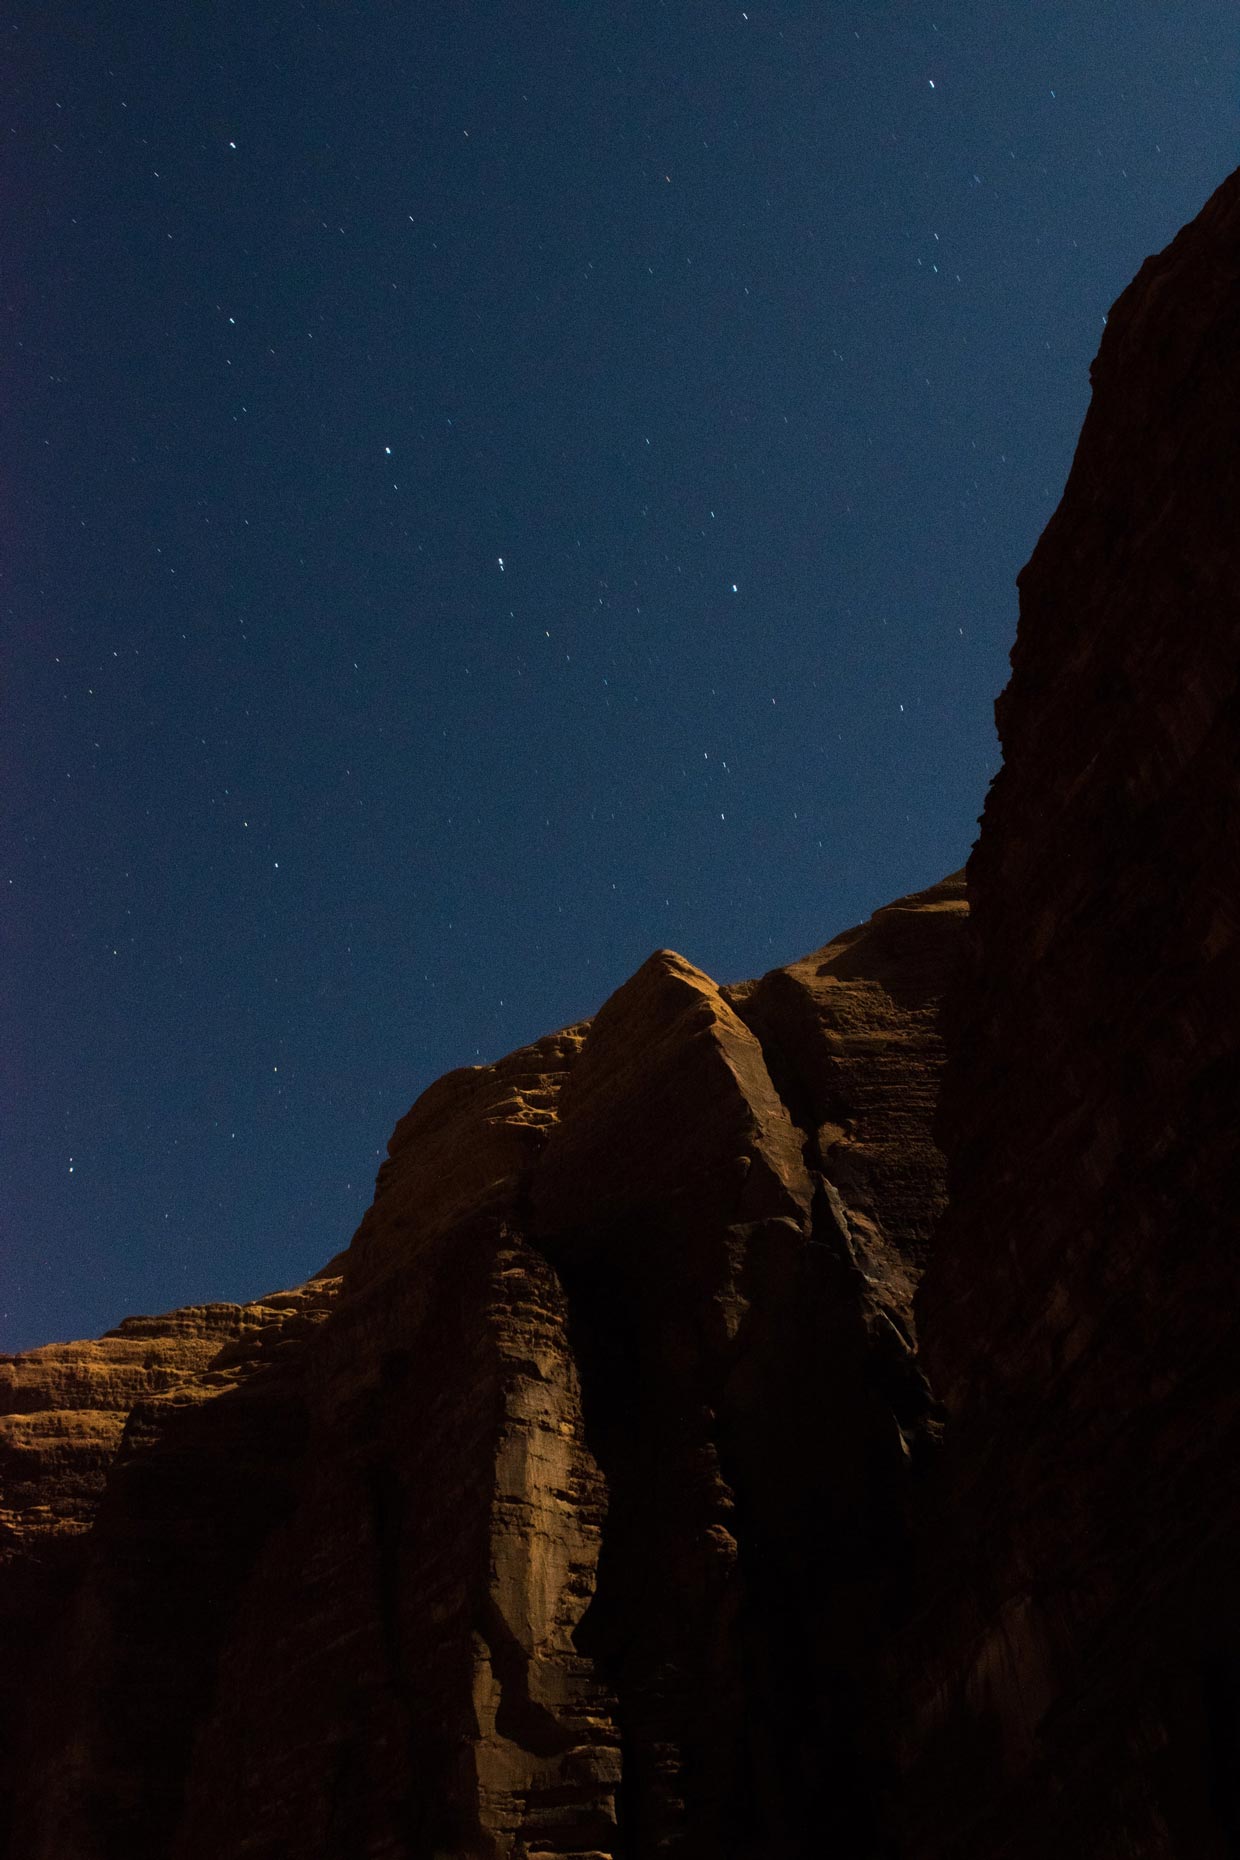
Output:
[
  {"xmin": 0, "ymin": 1277, "xmax": 343, "ymax": 1859},
  {"xmin": 873, "ymin": 165, "xmax": 1240, "ymax": 1860},
  {"xmin": 0, "ymin": 876, "xmax": 966, "ymax": 1859}
]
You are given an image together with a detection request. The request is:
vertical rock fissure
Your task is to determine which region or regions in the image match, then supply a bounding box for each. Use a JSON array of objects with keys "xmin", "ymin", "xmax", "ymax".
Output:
[
  {"xmin": 716, "ymin": 1022, "xmax": 942, "ymax": 1858},
  {"xmin": 537, "ymin": 1253, "xmax": 647, "ymax": 1860},
  {"xmin": 364, "ymin": 1461, "xmax": 427, "ymax": 1855}
]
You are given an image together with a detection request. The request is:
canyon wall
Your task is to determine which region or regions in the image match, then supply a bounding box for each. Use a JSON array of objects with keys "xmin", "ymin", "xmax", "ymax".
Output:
[
  {"xmin": 1, "ymin": 878, "xmax": 966, "ymax": 1859},
  {"xmin": 880, "ymin": 164, "xmax": 1240, "ymax": 1859}
]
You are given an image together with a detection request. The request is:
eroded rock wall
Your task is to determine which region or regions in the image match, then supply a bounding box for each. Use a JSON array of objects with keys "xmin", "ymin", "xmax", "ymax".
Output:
[
  {"xmin": 0, "ymin": 877, "xmax": 966, "ymax": 1859},
  {"xmin": 1, "ymin": 1276, "xmax": 342, "ymax": 1857}
]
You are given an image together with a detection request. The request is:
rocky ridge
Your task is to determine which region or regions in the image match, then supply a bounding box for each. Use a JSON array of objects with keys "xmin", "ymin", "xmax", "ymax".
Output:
[{"xmin": 1, "ymin": 876, "xmax": 966, "ymax": 1859}]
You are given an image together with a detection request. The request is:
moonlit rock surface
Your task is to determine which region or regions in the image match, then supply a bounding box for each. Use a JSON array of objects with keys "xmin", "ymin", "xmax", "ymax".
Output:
[
  {"xmin": 0, "ymin": 877, "xmax": 965, "ymax": 1857},
  {"xmin": 878, "ymin": 162, "xmax": 1240, "ymax": 1859}
]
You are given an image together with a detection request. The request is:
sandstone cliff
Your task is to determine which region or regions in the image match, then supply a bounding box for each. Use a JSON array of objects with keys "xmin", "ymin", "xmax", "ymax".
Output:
[{"xmin": 1, "ymin": 877, "xmax": 965, "ymax": 1858}]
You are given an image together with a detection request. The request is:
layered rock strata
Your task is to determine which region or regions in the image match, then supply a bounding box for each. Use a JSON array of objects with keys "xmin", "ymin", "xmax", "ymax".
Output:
[
  {"xmin": 0, "ymin": 1276, "xmax": 343, "ymax": 1858},
  {"xmin": 0, "ymin": 876, "xmax": 966, "ymax": 1859}
]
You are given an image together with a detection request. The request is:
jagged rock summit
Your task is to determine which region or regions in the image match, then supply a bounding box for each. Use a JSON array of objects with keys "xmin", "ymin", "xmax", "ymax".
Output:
[
  {"xmin": 2, "ymin": 875, "xmax": 967, "ymax": 1858},
  {"xmin": 7, "ymin": 158, "xmax": 1240, "ymax": 1857}
]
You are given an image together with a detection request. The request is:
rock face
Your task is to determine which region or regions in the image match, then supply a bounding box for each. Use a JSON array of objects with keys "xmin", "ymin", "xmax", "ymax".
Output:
[
  {"xmin": 6, "ymin": 166, "xmax": 1240, "ymax": 1858},
  {"xmin": 877, "ymin": 166, "xmax": 1240, "ymax": 1858},
  {"xmin": 0, "ymin": 876, "xmax": 966, "ymax": 1859},
  {"xmin": 0, "ymin": 1277, "xmax": 343, "ymax": 1859}
]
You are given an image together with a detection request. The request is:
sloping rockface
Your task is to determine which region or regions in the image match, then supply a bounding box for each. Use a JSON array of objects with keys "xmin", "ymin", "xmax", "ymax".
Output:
[
  {"xmin": 0, "ymin": 876, "xmax": 966, "ymax": 1859},
  {"xmin": 878, "ymin": 165, "xmax": 1240, "ymax": 1857}
]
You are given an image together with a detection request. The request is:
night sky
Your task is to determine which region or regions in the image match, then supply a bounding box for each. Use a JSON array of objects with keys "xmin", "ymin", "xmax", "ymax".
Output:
[{"xmin": 5, "ymin": 5, "xmax": 1237, "ymax": 1352}]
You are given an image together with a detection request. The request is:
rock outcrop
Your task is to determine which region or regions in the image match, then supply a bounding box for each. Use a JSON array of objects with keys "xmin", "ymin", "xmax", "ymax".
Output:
[
  {"xmin": 0, "ymin": 1276, "xmax": 343, "ymax": 1859},
  {"xmin": 0, "ymin": 877, "xmax": 966, "ymax": 1858}
]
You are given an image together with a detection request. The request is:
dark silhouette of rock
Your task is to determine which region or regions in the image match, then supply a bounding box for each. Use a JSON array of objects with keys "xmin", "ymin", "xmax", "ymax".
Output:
[
  {"xmin": 0, "ymin": 877, "xmax": 965, "ymax": 1858},
  {"xmin": 877, "ymin": 164, "xmax": 1240, "ymax": 1860}
]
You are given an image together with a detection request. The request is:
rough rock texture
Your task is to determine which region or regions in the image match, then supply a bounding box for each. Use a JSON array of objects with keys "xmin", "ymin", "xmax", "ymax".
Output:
[
  {"xmin": 726, "ymin": 871, "xmax": 970, "ymax": 1321},
  {"xmin": 0, "ymin": 1273, "xmax": 343, "ymax": 1857},
  {"xmin": 0, "ymin": 876, "xmax": 966, "ymax": 1859},
  {"xmin": 878, "ymin": 165, "xmax": 1240, "ymax": 1858}
]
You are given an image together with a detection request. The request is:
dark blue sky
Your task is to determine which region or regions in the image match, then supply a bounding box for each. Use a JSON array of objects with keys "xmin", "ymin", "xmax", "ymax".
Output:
[{"xmin": 4, "ymin": 3, "xmax": 1237, "ymax": 1350}]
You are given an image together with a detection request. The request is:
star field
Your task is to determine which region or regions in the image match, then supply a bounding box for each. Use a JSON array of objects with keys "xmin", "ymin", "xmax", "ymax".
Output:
[{"xmin": 4, "ymin": 3, "xmax": 1237, "ymax": 1349}]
